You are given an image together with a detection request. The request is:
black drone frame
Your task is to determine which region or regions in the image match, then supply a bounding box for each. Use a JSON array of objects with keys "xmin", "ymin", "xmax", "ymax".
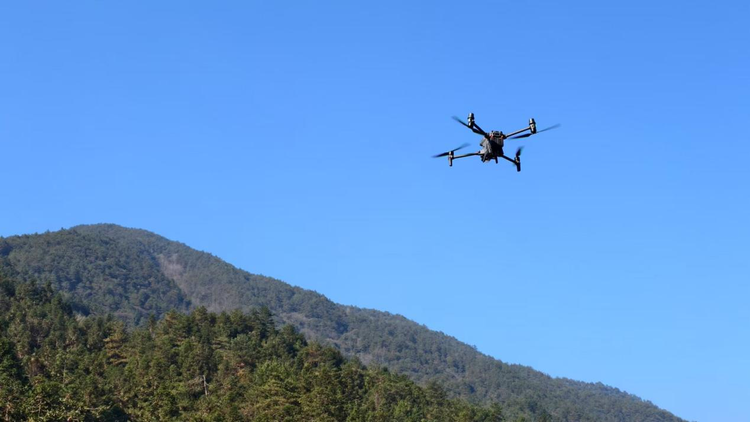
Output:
[{"xmin": 435, "ymin": 113, "xmax": 559, "ymax": 172}]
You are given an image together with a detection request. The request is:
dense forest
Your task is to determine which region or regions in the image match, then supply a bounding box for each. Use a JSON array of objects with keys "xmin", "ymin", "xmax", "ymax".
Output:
[
  {"xmin": 0, "ymin": 225, "xmax": 686, "ymax": 421},
  {"xmin": 0, "ymin": 275, "xmax": 504, "ymax": 421}
]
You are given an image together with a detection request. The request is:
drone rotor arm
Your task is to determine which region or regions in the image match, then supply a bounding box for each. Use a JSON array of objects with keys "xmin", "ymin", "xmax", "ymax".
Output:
[
  {"xmin": 506, "ymin": 127, "xmax": 532, "ymax": 138},
  {"xmin": 451, "ymin": 151, "xmax": 481, "ymax": 160},
  {"xmin": 432, "ymin": 142, "xmax": 471, "ymax": 158},
  {"xmin": 451, "ymin": 116, "xmax": 487, "ymax": 136},
  {"xmin": 509, "ymin": 124, "xmax": 561, "ymax": 139},
  {"xmin": 471, "ymin": 123, "xmax": 488, "ymax": 137}
]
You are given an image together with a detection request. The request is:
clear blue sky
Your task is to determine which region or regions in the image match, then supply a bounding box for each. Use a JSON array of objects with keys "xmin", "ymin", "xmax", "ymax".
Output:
[{"xmin": 1, "ymin": 2, "xmax": 748, "ymax": 420}]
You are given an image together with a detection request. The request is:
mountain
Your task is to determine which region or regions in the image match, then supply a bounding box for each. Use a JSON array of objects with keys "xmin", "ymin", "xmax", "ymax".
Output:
[
  {"xmin": 0, "ymin": 274, "xmax": 499, "ymax": 421},
  {"xmin": 0, "ymin": 224, "xmax": 686, "ymax": 421}
]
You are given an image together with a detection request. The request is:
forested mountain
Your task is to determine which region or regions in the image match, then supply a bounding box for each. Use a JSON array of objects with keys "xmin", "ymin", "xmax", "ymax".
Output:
[
  {"xmin": 0, "ymin": 225, "xmax": 686, "ymax": 421},
  {"xmin": 0, "ymin": 275, "xmax": 500, "ymax": 421}
]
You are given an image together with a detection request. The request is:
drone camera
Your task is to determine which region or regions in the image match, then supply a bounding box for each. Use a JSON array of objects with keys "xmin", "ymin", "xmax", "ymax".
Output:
[{"xmin": 529, "ymin": 118, "xmax": 537, "ymax": 134}]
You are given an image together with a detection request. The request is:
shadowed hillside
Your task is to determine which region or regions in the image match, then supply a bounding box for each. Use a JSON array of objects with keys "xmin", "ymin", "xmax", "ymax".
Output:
[{"xmin": 0, "ymin": 224, "xmax": 686, "ymax": 422}]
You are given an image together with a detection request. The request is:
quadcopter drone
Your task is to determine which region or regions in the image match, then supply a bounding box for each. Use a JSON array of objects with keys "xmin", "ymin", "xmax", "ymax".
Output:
[{"xmin": 434, "ymin": 113, "xmax": 559, "ymax": 171}]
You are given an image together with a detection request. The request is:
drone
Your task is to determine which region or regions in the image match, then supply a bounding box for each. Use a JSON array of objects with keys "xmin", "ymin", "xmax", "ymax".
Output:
[{"xmin": 434, "ymin": 113, "xmax": 559, "ymax": 171}]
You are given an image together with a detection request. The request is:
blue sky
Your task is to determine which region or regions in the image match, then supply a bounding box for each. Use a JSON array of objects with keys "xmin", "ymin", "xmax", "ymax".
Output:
[{"xmin": 1, "ymin": 1, "xmax": 748, "ymax": 420}]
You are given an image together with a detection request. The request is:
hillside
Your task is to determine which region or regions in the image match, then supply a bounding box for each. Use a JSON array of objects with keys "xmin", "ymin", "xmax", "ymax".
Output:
[
  {"xmin": 0, "ymin": 274, "xmax": 499, "ymax": 421},
  {"xmin": 0, "ymin": 224, "xmax": 686, "ymax": 422}
]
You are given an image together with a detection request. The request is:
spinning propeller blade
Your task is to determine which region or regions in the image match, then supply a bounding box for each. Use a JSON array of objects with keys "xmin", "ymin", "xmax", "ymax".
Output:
[
  {"xmin": 509, "ymin": 124, "xmax": 561, "ymax": 139},
  {"xmin": 515, "ymin": 146, "xmax": 524, "ymax": 158},
  {"xmin": 451, "ymin": 116, "xmax": 471, "ymax": 128},
  {"xmin": 452, "ymin": 116, "xmax": 487, "ymax": 136},
  {"xmin": 433, "ymin": 143, "xmax": 470, "ymax": 158}
]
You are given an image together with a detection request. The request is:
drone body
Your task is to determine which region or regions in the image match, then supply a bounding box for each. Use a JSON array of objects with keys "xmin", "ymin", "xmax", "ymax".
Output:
[{"xmin": 435, "ymin": 113, "xmax": 559, "ymax": 172}]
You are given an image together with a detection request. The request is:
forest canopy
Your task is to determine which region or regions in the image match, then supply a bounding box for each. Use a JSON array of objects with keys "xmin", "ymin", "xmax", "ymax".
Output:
[{"xmin": 0, "ymin": 275, "xmax": 505, "ymax": 421}]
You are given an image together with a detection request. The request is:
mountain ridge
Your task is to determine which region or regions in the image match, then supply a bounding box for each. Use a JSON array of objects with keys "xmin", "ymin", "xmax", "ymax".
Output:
[{"xmin": 0, "ymin": 224, "xmax": 686, "ymax": 422}]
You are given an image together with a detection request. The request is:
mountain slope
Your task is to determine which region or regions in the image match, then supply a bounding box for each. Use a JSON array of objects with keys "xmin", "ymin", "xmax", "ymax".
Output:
[
  {"xmin": 0, "ymin": 274, "xmax": 499, "ymax": 421},
  {"xmin": 0, "ymin": 224, "xmax": 686, "ymax": 422}
]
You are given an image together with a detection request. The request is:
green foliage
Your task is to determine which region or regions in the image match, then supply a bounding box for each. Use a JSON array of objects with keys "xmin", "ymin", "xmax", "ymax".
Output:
[
  {"xmin": 0, "ymin": 275, "xmax": 498, "ymax": 421},
  {"xmin": 0, "ymin": 228, "xmax": 190, "ymax": 325},
  {"xmin": 0, "ymin": 225, "xmax": 686, "ymax": 422}
]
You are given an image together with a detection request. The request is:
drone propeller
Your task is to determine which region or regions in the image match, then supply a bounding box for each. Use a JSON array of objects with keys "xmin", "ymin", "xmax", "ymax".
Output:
[
  {"xmin": 513, "ymin": 147, "xmax": 524, "ymax": 172},
  {"xmin": 509, "ymin": 124, "xmax": 561, "ymax": 139},
  {"xmin": 451, "ymin": 115, "xmax": 471, "ymax": 128},
  {"xmin": 451, "ymin": 116, "xmax": 487, "ymax": 136},
  {"xmin": 433, "ymin": 143, "xmax": 470, "ymax": 158}
]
